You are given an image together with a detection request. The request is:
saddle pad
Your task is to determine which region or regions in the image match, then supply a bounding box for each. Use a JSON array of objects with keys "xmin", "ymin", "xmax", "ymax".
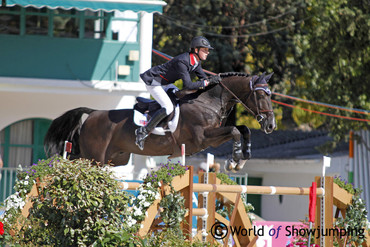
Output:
[{"xmin": 133, "ymin": 104, "xmax": 180, "ymax": 136}]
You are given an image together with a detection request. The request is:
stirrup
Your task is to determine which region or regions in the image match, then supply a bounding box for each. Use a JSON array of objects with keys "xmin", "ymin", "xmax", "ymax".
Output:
[{"xmin": 135, "ymin": 127, "xmax": 148, "ymax": 150}]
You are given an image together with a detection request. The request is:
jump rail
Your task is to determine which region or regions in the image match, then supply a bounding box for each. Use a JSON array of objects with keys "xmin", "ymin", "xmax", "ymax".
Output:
[
  {"xmin": 119, "ymin": 182, "xmax": 325, "ymax": 196},
  {"xmin": 14, "ymin": 166, "xmax": 370, "ymax": 247},
  {"xmin": 117, "ymin": 168, "xmax": 369, "ymax": 247}
]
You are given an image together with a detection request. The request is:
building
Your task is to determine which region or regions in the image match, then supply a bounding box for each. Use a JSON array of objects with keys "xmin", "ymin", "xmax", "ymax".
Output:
[{"xmin": 0, "ymin": 0, "xmax": 166, "ymax": 201}]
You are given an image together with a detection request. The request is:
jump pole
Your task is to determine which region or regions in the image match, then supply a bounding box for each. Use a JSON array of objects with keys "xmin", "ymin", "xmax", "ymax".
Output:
[
  {"xmin": 63, "ymin": 141, "xmax": 72, "ymax": 159},
  {"xmin": 117, "ymin": 182, "xmax": 325, "ymax": 196},
  {"xmin": 181, "ymin": 144, "xmax": 185, "ymax": 165}
]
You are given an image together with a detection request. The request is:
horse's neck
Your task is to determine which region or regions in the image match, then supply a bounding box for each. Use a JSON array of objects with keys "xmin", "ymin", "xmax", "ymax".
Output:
[
  {"xmin": 195, "ymin": 82, "xmax": 235, "ymax": 113},
  {"xmin": 193, "ymin": 75, "xmax": 252, "ymax": 111}
]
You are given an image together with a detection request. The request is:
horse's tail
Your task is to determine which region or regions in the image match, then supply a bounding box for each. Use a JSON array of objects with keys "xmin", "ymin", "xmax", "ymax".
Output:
[{"xmin": 44, "ymin": 107, "xmax": 96, "ymax": 158}]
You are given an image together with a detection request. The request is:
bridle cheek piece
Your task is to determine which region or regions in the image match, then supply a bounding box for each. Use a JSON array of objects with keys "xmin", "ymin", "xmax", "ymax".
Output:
[{"xmin": 219, "ymin": 78, "xmax": 273, "ymax": 122}]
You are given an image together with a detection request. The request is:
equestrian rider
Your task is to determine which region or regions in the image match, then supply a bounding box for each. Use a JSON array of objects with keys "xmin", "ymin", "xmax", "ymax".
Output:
[{"xmin": 135, "ymin": 36, "xmax": 222, "ymax": 150}]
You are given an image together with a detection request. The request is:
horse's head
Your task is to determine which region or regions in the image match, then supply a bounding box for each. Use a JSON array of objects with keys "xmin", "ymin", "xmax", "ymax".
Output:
[
  {"xmin": 220, "ymin": 72, "xmax": 276, "ymax": 134},
  {"xmin": 252, "ymin": 72, "xmax": 276, "ymax": 134}
]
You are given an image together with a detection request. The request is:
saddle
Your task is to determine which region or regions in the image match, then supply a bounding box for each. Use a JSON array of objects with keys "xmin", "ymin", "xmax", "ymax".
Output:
[
  {"xmin": 133, "ymin": 89, "xmax": 179, "ymax": 131},
  {"xmin": 134, "ymin": 89, "xmax": 178, "ymax": 116}
]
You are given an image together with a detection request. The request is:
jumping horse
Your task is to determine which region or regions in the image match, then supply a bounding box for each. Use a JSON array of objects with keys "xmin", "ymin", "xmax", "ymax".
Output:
[{"xmin": 44, "ymin": 72, "xmax": 276, "ymax": 171}]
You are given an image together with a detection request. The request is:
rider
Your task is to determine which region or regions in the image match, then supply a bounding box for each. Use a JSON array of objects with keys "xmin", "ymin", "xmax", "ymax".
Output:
[{"xmin": 135, "ymin": 36, "xmax": 222, "ymax": 150}]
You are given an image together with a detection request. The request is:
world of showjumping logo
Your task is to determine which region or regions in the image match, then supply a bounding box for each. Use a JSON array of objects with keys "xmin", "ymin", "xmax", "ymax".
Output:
[{"xmin": 210, "ymin": 222, "xmax": 365, "ymax": 240}]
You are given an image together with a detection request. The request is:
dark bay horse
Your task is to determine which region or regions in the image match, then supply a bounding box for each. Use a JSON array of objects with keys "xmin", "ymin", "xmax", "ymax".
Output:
[{"xmin": 44, "ymin": 72, "xmax": 276, "ymax": 171}]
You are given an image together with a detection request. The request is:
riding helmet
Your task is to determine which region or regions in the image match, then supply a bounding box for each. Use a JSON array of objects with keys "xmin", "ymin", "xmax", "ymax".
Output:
[{"xmin": 190, "ymin": 36, "xmax": 214, "ymax": 50}]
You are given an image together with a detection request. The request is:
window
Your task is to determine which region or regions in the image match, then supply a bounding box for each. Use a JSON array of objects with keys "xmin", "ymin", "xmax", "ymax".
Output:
[
  {"xmin": 0, "ymin": 118, "xmax": 51, "ymax": 168},
  {"xmin": 0, "ymin": 6, "xmax": 139, "ymax": 41},
  {"xmin": 25, "ymin": 7, "xmax": 49, "ymax": 35},
  {"xmin": 0, "ymin": 6, "xmax": 21, "ymax": 34}
]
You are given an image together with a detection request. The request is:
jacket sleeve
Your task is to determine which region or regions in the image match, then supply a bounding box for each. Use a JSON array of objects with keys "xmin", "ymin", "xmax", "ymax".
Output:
[
  {"xmin": 194, "ymin": 64, "xmax": 207, "ymax": 80},
  {"xmin": 176, "ymin": 61, "xmax": 206, "ymax": 90}
]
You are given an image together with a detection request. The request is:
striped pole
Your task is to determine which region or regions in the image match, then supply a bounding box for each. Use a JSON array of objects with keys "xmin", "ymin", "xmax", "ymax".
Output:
[
  {"xmin": 181, "ymin": 144, "xmax": 185, "ymax": 165},
  {"xmin": 348, "ymin": 131, "xmax": 354, "ymax": 184},
  {"xmin": 63, "ymin": 141, "xmax": 72, "ymax": 160}
]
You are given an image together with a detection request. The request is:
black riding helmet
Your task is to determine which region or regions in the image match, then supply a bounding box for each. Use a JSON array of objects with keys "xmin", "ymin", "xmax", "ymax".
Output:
[{"xmin": 190, "ymin": 36, "xmax": 214, "ymax": 50}]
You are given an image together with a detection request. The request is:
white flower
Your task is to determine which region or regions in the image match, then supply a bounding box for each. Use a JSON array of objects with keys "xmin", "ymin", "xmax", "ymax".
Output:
[
  {"xmin": 143, "ymin": 201, "xmax": 151, "ymax": 207},
  {"xmin": 134, "ymin": 208, "xmax": 142, "ymax": 216},
  {"xmin": 158, "ymin": 182, "xmax": 161, "ymax": 187},
  {"xmin": 137, "ymin": 194, "xmax": 145, "ymax": 200},
  {"xmin": 24, "ymin": 181, "xmax": 29, "ymax": 185}
]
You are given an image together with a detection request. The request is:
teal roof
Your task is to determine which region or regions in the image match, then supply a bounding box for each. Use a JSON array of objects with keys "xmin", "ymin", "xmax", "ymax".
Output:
[{"xmin": 6, "ymin": 0, "xmax": 166, "ymax": 13}]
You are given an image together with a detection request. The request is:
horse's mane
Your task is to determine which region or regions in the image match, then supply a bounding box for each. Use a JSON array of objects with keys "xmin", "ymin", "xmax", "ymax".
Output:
[
  {"xmin": 219, "ymin": 72, "xmax": 250, "ymax": 78},
  {"xmin": 179, "ymin": 72, "xmax": 252, "ymax": 103}
]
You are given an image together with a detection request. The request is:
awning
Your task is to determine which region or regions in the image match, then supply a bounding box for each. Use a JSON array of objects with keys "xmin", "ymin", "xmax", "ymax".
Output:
[{"xmin": 5, "ymin": 0, "xmax": 166, "ymax": 13}]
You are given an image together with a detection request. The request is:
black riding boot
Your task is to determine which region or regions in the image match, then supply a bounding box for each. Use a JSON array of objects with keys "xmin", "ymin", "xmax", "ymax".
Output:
[{"xmin": 135, "ymin": 108, "xmax": 167, "ymax": 150}]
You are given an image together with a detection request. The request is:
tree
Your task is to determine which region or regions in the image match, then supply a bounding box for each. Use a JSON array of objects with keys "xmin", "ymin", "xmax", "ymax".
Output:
[
  {"xmin": 294, "ymin": 0, "xmax": 370, "ymax": 149},
  {"xmin": 151, "ymin": 0, "xmax": 369, "ymax": 150}
]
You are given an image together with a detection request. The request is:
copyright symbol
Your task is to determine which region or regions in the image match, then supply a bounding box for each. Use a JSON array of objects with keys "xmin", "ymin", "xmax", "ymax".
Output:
[{"xmin": 211, "ymin": 222, "xmax": 228, "ymax": 240}]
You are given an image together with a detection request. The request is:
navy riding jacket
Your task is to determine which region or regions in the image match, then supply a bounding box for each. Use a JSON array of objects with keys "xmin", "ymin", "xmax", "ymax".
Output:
[{"xmin": 140, "ymin": 52, "xmax": 207, "ymax": 90}]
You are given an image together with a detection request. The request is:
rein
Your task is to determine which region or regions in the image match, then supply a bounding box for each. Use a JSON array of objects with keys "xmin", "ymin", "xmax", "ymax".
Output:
[{"xmin": 219, "ymin": 78, "xmax": 272, "ymax": 123}]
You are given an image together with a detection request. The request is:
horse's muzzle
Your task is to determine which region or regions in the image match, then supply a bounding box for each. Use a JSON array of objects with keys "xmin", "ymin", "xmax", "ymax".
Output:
[{"xmin": 260, "ymin": 113, "xmax": 276, "ymax": 134}]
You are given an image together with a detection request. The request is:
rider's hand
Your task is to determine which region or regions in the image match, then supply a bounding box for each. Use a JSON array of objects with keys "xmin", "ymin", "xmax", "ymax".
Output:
[{"xmin": 207, "ymin": 75, "xmax": 222, "ymax": 85}]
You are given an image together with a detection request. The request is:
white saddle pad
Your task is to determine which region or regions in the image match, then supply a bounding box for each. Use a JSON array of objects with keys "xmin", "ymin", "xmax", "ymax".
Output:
[{"xmin": 133, "ymin": 104, "xmax": 180, "ymax": 136}]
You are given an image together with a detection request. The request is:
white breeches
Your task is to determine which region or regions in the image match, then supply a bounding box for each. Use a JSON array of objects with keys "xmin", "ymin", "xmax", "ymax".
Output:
[{"xmin": 146, "ymin": 82, "xmax": 177, "ymax": 115}]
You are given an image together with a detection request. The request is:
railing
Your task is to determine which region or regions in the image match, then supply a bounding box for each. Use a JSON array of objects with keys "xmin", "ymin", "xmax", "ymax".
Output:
[{"xmin": 0, "ymin": 167, "xmax": 18, "ymax": 203}]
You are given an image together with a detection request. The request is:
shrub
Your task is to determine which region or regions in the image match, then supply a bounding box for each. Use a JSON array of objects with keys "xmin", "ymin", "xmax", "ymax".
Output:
[{"xmin": 0, "ymin": 157, "xmax": 135, "ymax": 246}]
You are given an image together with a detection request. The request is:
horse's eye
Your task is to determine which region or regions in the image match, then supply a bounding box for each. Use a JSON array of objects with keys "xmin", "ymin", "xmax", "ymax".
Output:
[{"xmin": 257, "ymin": 92, "xmax": 265, "ymax": 99}]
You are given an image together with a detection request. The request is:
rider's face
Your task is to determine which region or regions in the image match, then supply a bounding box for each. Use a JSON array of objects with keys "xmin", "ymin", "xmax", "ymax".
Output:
[{"xmin": 196, "ymin": 47, "xmax": 210, "ymax": 61}]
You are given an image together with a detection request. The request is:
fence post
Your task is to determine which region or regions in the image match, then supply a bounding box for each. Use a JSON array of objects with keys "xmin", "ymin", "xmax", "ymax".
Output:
[
  {"xmin": 181, "ymin": 165, "xmax": 194, "ymax": 241},
  {"xmin": 197, "ymin": 172, "xmax": 216, "ymax": 245},
  {"xmin": 315, "ymin": 176, "xmax": 333, "ymax": 247}
]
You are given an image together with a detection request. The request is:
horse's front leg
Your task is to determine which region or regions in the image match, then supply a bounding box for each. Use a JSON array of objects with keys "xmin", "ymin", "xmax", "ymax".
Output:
[
  {"xmin": 232, "ymin": 126, "xmax": 252, "ymax": 171},
  {"xmin": 236, "ymin": 125, "xmax": 251, "ymax": 160},
  {"xmin": 203, "ymin": 126, "xmax": 243, "ymax": 162}
]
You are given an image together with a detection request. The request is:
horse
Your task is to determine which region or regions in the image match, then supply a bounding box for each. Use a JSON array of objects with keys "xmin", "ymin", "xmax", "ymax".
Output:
[{"xmin": 44, "ymin": 72, "xmax": 276, "ymax": 171}]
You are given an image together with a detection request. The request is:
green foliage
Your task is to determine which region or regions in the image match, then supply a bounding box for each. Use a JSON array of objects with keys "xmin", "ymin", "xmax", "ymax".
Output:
[
  {"xmin": 0, "ymin": 158, "xmax": 206, "ymax": 246},
  {"xmin": 160, "ymin": 191, "xmax": 187, "ymax": 229},
  {"xmin": 0, "ymin": 157, "xmax": 135, "ymax": 246},
  {"xmin": 130, "ymin": 161, "xmax": 189, "ymax": 237},
  {"xmin": 143, "ymin": 160, "xmax": 188, "ymax": 186},
  {"xmin": 333, "ymin": 176, "xmax": 356, "ymax": 195},
  {"xmin": 295, "ymin": 0, "xmax": 370, "ymax": 146},
  {"xmin": 153, "ymin": 0, "xmax": 369, "ymax": 150},
  {"xmin": 140, "ymin": 227, "xmax": 213, "ymax": 247},
  {"xmin": 333, "ymin": 177, "xmax": 369, "ymax": 246},
  {"xmin": 216, "ymin": 172, "xmax": 238, "ymax": 185}
]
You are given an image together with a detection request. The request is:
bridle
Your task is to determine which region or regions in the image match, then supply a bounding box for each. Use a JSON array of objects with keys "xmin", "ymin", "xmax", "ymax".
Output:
[{"xmin": 219, "ymin": 76, "xmax": 273, "ymax": 123}]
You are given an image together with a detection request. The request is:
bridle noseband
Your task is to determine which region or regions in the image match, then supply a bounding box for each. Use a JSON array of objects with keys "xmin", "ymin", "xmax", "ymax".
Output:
[{"xmin": 219, "ymin": 77, "xmax": 273, "ymax": 123}]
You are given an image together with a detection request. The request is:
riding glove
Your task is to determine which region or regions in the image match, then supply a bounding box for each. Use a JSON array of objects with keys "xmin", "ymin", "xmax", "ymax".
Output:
[{"xmin": 207, "ymin": 75, "xmax": 222, "ymax": 85}]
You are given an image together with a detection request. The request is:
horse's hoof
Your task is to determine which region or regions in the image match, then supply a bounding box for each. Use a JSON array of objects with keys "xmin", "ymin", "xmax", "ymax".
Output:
[
  {"xmin": 235, "ymin": 160, "xmax": 247, "ymax": 171},
  {"xmin": 224, "ymin": 163, "xmax": 232, "ymax": 172},
  {"xmin": 243, "ymin": 150, "xmax": 251, "ymax": 160},
  {"xmin": 224, "ymin": 159, "xmax": 237, "ymax": 172}
]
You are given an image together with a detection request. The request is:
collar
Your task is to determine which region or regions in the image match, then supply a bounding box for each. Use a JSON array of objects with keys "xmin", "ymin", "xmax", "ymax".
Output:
[{"xmin": 189, "ymin": 53, "xmax": 199, "ymax": 66}]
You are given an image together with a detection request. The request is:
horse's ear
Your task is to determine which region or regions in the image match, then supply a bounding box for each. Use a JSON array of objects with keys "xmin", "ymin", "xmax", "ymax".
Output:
[
  {"xmin": 256, "ymin": 72, "xmax": 266, "ymax": 83},
  {"xmin": 265, "ymin": 72, "xmax": 274, "ymax": 82}
]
